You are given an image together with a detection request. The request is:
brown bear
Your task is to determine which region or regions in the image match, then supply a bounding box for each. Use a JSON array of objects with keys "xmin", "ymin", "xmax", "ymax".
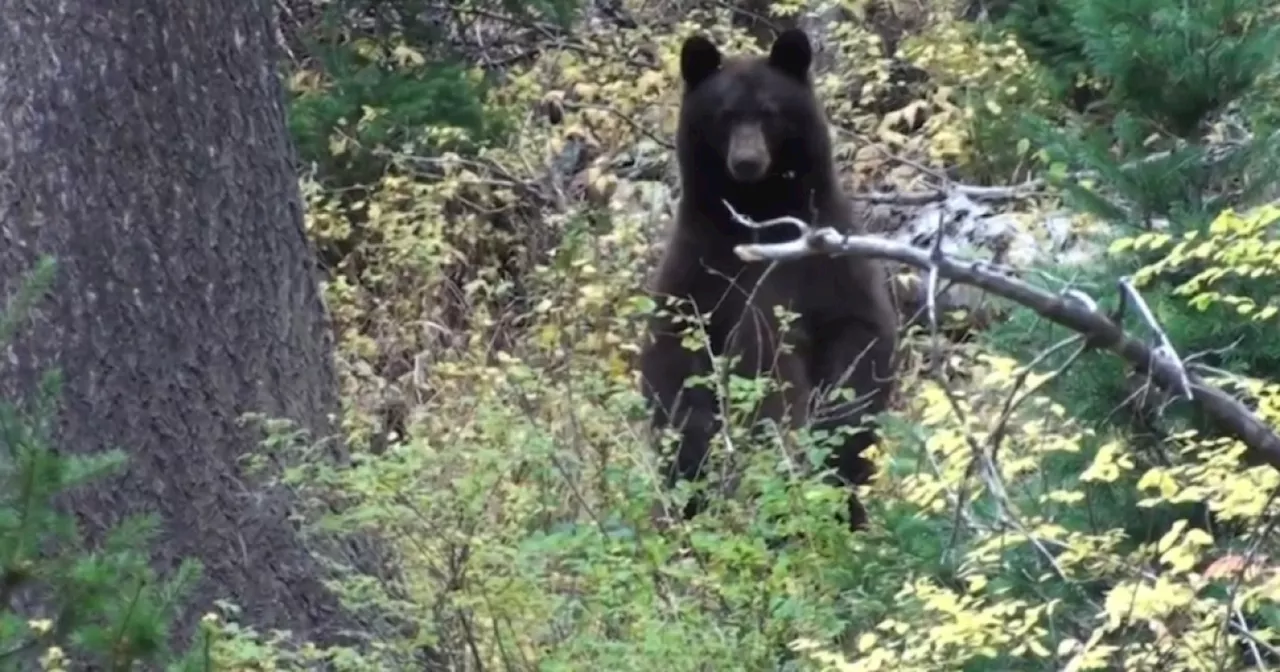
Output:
[{"xmin": 638, "ymin": 28, "xmax": 899, "ymax": 530}]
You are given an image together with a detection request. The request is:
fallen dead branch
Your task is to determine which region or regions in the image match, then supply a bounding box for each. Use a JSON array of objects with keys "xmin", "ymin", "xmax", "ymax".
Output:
[
  {"xmin": 726, "ymin": 203, "xmax": 1280, "ymax": 471},
  {"xmin": 853, "ymin": 180, "xmax": 1045, "ymax": 205}
]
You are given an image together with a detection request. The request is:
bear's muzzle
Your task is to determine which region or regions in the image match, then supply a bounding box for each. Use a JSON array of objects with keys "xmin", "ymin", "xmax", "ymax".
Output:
[{"xmin": 727, "ymin": 123, "xmax": 770, "ymax": 182}]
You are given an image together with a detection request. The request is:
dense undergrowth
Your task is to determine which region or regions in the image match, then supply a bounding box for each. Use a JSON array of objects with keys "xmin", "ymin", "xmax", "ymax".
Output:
[
  {"xmin": 268, "ymin": 0, "xmax": 1280, "ymax": 668},
  {"xmin": 8, "ymin": 0, "xmax": 1280, "ymax": 669}
]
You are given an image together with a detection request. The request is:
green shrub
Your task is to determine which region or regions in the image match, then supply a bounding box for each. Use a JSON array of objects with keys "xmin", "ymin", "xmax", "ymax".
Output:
[{"xmin": 288, "ymin": 50, "xmax": 507, "ymax": 189}]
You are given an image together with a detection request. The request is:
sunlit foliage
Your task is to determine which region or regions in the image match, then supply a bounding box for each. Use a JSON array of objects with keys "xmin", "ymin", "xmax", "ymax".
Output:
[{"xmin": 194, "ymin": 0, "xmax": 1280, "ymax": 668}]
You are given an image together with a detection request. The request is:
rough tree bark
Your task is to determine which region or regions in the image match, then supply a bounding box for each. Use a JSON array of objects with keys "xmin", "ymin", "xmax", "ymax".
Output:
[{"xmin": 0, "ymin": 0, "xmax": 357, "ymax": 648}]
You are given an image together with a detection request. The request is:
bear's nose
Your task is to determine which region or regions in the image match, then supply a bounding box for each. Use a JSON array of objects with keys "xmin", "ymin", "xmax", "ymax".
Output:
[{"xmin": 729, "ymin": 156, "xmax": 768, "ymax": 182}]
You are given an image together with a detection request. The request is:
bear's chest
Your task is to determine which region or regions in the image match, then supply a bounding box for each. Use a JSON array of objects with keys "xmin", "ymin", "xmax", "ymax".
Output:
[{"xmin": 690, "ymin": 252, "xmax": 850, "ymax": 318}]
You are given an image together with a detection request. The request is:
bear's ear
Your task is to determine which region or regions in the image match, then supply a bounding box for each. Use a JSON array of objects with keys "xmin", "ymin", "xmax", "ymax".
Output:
[
  {"xmin": 680, "ymin": 35, "xmax": 722, "ymax": 88},
  {"xmin": 768, "ymin": 28, "xmax": 812, "ymax": 81}
]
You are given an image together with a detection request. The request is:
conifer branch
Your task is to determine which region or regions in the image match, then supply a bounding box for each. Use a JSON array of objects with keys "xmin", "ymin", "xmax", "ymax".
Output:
[{"xmin": 852, "ymin": 133, "xmax": 1265, "ymax": 205}]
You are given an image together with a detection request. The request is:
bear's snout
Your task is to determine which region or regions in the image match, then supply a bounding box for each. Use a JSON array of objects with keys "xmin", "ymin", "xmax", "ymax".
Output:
[{"xmin": 726, "ymin": 123, "xmax": 771, "ymax": 182}]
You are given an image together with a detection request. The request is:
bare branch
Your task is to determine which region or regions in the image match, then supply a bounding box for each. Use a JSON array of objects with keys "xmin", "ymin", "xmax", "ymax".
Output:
[
  {"xmin": 1118, "ymin": 276, "xmax": 1193, "ymax": 401},
  {"xmin": 853, "ymin": 180, "xmax": 1046, "ymax": 205},
  {"xmin": 728, "ymin": 211, "xmax": 1280, "ymax": 471}
]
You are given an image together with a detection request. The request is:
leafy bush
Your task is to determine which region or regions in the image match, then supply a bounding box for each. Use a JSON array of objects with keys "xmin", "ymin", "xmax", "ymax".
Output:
[
  {"xmin": 247, "ymin": 1, "xmax": 1280, "ymax": 669},
  {"xmin": 992, "ymin": 0, "xmax": 1099, "ymax": 110},
  {"xmin": 899, "ymin": 18, "xmax": 1060, "ymax": 182},
  {"xmin": 287, "ymin": 45, "xmax": 507, "ymax": 189},
  {"xmin": 985, "ymin": 0, "xmax": 1280, "ymax": 424},
  {"xmin": 284, "ymin": 0, "xmax": 584, "ymax": 189}
]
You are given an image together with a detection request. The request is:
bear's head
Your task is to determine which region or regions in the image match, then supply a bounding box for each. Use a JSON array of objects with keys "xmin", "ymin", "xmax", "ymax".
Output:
[{"xmin": 675, "ymin": 28, "xmax": 830, "ymax": 187}]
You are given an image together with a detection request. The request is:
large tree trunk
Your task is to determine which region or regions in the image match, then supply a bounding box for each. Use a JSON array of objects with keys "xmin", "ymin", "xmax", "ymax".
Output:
[{"xmin": 0, "ymin": 0, "xmax": 356, "ymax": 648}]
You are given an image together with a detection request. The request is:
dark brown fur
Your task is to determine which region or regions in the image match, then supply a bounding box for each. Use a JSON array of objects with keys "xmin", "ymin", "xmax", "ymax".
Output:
[{"xmin": 638, "ymin": 29, "xmax": 899, "ymax": 530}]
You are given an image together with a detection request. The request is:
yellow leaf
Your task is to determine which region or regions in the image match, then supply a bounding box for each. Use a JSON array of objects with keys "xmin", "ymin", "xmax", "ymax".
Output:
[
  {"xmin": 1183, "ymin": 528, "xmax": 1213, "ymax": 546},
  {"xmin": 328, "ymin": 134, "xmax": 348, "ymax": 156},
  {"xmin": 391, "ymin": 44, "xmax": 426, "ymax": 67},
  {"xmin": 1044, "ymin": 489, "xmax": 1085, "ymax": 504},
  {"xmin": 1026, "ymin": 639, "xmax": 1051, "ymax": 657},
  {"xmin": 1136, "ymin": 468, "xmax": 1179, "ymax": 499},
  {"xmin": 1109, "ymin": 237, "xmax": 1136, "ymax": 254},
  {"xmin": 1156, "ymin": 521, "xmax": 1188, "ymax": 554},
  {"xmin": 636, "ymin": 70, "xmax": 666, "ymax": 93}
]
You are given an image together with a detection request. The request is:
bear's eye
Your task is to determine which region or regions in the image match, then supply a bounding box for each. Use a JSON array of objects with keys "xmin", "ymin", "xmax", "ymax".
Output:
[
  {"xmin": 762, "ymin": 110, "xmax": 796, "ymax": 137},
  {"xmin": 713, "ymin": 106, "xmax": 745, "ymax": 126}
]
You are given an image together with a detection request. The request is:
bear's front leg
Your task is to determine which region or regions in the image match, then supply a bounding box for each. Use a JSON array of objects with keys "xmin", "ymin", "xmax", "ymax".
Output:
[
  {"xmin": 638, "ymin": 313, "xmax": 721, "ymax": 520},
  {"xmin": 808, "ymin": 316, "xmax": 897, "ymax": 529},
  {"xmin": 723, "ymin": 308, "xmax": 813, "ymax": 439}
]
